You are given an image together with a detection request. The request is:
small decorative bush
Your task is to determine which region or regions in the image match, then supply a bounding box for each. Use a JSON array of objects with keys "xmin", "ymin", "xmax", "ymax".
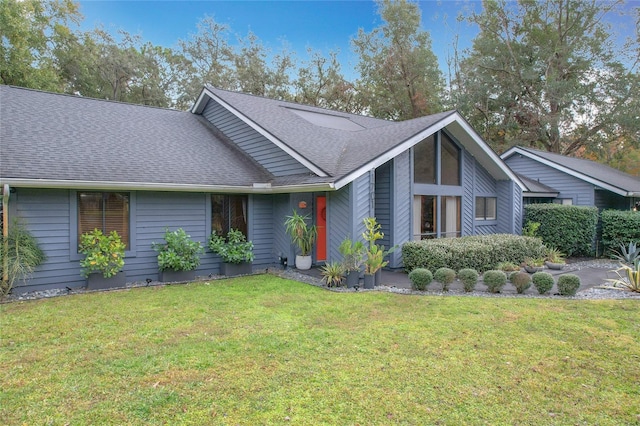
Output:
[
  {"xmin": 152, "ymin": 228, "xmax": 204, "ymax": 272},
  {"xmin": 208, "ymin": 228, "xmax": 254, "ymax": 264},
  {"xmin": 532, "ymin": 271, "xmax": 554, "ymax": 295},
  {"xmin": 557, "ymin": 274, "xmax": 581, "ymax": 296},
  {"xmin": 409, "ymin": 268, "xmax": 433, "ymax": 291},
  {"xmin": 508, "ymin": 270, "xmax": 520, "ymax": 283},
  {"xmin": 511, "ymin": 272, "xmax": 532, "ymax": 294},
  {"xmin": 79, "ymin": 229, "xmax": 125, "ymax": 278},
  {"xmin": 434, "ymin": 267, "xmax": 456, "ymax": 291},
  {"xmin": 496, "ymin": 261, "xmax": 520, "ymax": 272},
  {"xmin": 458, "ymin": 268, "xmax": 479, "ymax": 292},
  {"xmin": 483, "ymin": 270, "xmax": 507, "ymax": 293}
]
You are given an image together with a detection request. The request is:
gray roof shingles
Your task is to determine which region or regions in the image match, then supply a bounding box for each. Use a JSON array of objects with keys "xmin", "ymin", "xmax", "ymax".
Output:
[
  {"xmin": 515, "ymin": 147, "xmax": 640, "ymax": 194},
  {"xmin": 0, "ymin": 85, "xmax": 272, "ymax": 187}
]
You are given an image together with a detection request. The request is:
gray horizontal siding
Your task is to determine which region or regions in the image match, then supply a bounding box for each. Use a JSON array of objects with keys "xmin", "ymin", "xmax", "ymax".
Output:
[
  {"xmin": 250, "ymin": 194, "xmax": 275, "ymax": 266},
  {"xmin": 505, "ymin": 155, "xmax": 595, "ymax": 205},
  {"xmin": 327, "ymin": 186, "xmax": 351, "ymax": 263},
  {"xmin": 201, "ymin": 99, "xmax": 310, "ymax": 177},
  {"xmin": 391, "ymin": 151, "xmax": 412, "ymax": 268},
  {"xmin": 375, "ymin": 161, "xmax": 392, "ymax": 250}
]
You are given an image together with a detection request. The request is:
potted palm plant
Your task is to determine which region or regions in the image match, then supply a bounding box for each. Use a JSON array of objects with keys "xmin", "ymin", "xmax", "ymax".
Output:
[
  {"xmin": 152, "ymin": 228, "xmax": 204, "ymax": 282},
  {"xmin": 284, "ymin": 210, "xmax": 317, "ymax": 270},
  {"xmin": 209, "ymin": 228, "xmax": 254, "ymax": 276},
  {"xmin": 79, "ymin": 229, "xmax": 126, "ymax": 290}
]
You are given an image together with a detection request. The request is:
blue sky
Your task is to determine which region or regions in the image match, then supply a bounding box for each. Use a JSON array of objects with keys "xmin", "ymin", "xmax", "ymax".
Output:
[
  {"xmin": 77, "ymin": 0, "xmax": 638, "ymax": 79},
  {"xmin": 77, "ymin": 0, "xmax": 482, "ymax": 77}
]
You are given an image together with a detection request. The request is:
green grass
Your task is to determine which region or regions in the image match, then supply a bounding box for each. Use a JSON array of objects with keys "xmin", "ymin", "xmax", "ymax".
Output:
[{"xmin": 2, "ymin": 275, "xmax": 639, "ymax": 425}]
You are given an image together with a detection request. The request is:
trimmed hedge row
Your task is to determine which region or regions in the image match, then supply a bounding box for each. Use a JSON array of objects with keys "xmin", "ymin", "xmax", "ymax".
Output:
[
  {"xmin": 402, "ymin": 234, "xmax": 545, "ymax": 273},
  {"xmin": 601, "ymin": 210, "xmax": 640, "ymax": 256},
  {"xmin": 523, "ymin": 204, "xmax": 598, "ymax": 257}
]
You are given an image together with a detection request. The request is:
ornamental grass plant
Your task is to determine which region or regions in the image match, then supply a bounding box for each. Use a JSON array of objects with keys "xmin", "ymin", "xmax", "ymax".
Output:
[{"xmin": 2, "ymin": 276, "xmax": 639, "ymax": 424}]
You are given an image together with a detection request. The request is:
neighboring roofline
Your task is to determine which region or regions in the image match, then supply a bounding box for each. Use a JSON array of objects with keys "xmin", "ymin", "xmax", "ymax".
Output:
[
  {"xmin": 0, "ymin": 178, "xmax": 336, "ymax": 194},
  {"xmin": 334, "ymin": 111, "xmax": 526, "ymax": 191},
  {"xmin": 501, "ymin": 146, "xmax": 639, "ymax": 197},
  {"xmin": 192, "ymin": 87, "xmax": 329, "ymax": 178},
  {"xmin": 524, "ymin": 192, "xmax": 560, "ymax": 198}
]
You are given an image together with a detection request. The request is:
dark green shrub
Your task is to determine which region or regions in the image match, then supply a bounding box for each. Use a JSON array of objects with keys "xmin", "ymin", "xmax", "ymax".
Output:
[
  {"xmin": 483, "ymin": 270, "xmax": 507, "ymax": 293},
  {"xmin": 402, "ymin": 234, "xmax": 545, "ymax": 273},
  {"xmin": 408, "ymin": 268, "xmax": 433, "ymax": 291},
  {"xmin": 508, "ymin": 270, "xmax": 520, "ymax": 283},
  {"xmin": 511, "ymin": 272, "xmax": 532, "ymax": 294},
  {"xmin": 434, "ymin": 267, "xmax": 456, "ymax": 291},
  {"xmin": 458, "ymin": 268, "xmax": 479, "ymax": 292},
  {"xmin": 532, "ymin": 271, "xmax": 554, "ymax": 295},
  {"xmin": 557, "ymin": 274, "xmax": 581, "ymax": 296},
  {"xmin": 601, "ymin": 210, "xmax": 640, "ymax": 257},
  {"xmin": 524, "ymin": 204, "xmax": 598, "ymax": 257}
]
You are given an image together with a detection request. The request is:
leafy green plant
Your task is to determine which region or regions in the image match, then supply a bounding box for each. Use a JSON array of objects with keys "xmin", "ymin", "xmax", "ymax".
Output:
[
  {"xmin": 483, "ymin": 270, "xmax": 507, "ymax": 293},
  {"xmin": 284, "ymin": 210, "xmax": 317, "ymax": 256},
  {"xmin": 0, "ymin": 220, "xmax": 46, "ymax": 297},
  {"xmin": 458, "ymin": 268, "xmax": 479, "ymax": 292},
  {"xmin": 208, "ymin": 229, "xmax": 254, "ymax": 264},
  {"xmin": 79, "ymin": 229, "xmax": 125, "ymax": 278},
  {"xmin": 362, "ymin": 217, "xmax": 383, "ymax": 250},
  {"xmin": 152, "ymin": 228, "xmax": 204, "ymax": 272},
  {"xmin": 511, "ymin": 272, "xmax": 532, "ymax": 294},
  {"xmin": 496, "ymin": 261, "xmax": 520, "ymax": 272},
  {"xmin": 532, "ymin": 271, "xmax": 554, "ymax": 295},
  {"xmin": 606, "ymin": 259, "xmax": 640, "ymax": 293},
  {"xmin": 338, "ymin": 237, "xmax": 365, "ymax": 272},
  {"xmin": 522, "ymin": 221, "xmax": 540, "ymax": 237},
  {"xmin": 557, "ymin": 274, "xmax": 581, "ymax": 296},
  {"xmin": 601, "ymin": 210, "xmax": 640, "ymax": 255},
  {"xmin": 434, "ymin": 267, "xmax": 456, "ymax": 291},
  {"xmin": 408, "ymin": 268, "xmax": 432, "ymax": 291},
  {"xmin": 320, "ymin": 261, "xmax": 345, "ymax": 288}
]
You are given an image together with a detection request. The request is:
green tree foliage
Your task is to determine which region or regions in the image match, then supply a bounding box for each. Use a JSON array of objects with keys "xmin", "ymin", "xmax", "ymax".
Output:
[
  {"xmin": 0, "ymin": 0, "xmax": 80, "ymax": 90},
  {"xmin": 352, "ymin": 0, "xmax": 444, "ymax": 120},
  {"xmin": 452, "ymin": 0, "xmax": 639, "ymax": 155}
]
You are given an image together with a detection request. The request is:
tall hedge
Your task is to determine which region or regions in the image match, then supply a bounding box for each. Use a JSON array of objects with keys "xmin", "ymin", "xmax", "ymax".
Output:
[
  {"xmin": 402, "ymin": 234, "xmax": 545, "ymax": 273},
  {"xmin": 601, "ymin": 210, "xmax": 640, "ymax": 256},
  {"xmin": 523, "ymin": 204, "xmax": 598, "ymax": 257}
]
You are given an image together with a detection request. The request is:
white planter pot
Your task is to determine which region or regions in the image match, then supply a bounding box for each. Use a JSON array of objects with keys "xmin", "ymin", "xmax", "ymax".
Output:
[{"xmin": 295, "ymin": 255, "xmax": 312, "ymax": 270}]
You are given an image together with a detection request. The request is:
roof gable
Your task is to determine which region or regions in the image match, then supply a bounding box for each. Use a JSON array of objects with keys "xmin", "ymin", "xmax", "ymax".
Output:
[{"xmin": 501, "ymin": 146, "xmax": 640, "ymax": 197}]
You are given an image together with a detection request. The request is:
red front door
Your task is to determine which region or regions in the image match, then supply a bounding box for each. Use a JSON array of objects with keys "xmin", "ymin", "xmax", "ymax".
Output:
[{"xmin": 316, "ymin": 196, "xmax": 327, "ymax": 261}]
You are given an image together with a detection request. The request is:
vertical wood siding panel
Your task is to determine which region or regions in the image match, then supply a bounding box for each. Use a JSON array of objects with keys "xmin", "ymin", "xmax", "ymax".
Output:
[
  {"xmin": 202, "ymin": 99, "xmax": 310, "ymax": 176},
  {"xmin": 391, "ymin": 151, "xmax": 412, "ymax": 268}
]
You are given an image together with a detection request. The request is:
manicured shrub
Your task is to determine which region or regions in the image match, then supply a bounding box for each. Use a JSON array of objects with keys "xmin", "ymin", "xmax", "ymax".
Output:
[
  {"xmin": 532, "ymin": 271, "xmax": 554, "ymax": 295},
  {"xmin": 483, "ymin": 270, "xmax": 507, "ymax": 293},
  {"xmin": 496, "ymin": 261, "xmax": 520, "ymax": 273},
  {"xmin": 601, "ymin": 210, "xmax": 640, "ymax": 257},
  {"xmin": 402, "ymin": 234, "xmax": 545, "ymax": 273},
  {"xmin": 408, "ymin": 268, "xmax": 433, "ymax": 291},
  {"xmin": 511, "ymin": 272, "xmax": 532, "ymax": 294},
  {"xmin": 507, "ymin": 270, "xmax": 520, "ymax": 283},
  {"xmin": 557, "ymin": 274, "xmax": 581, "ymax": 296},
  {"xmin": 524, "ymin": 204, "xmax": 598, "ymax": 257},
  {"xmin": 434, "ymin": 267, "xmax": 456, "ymax": 291},
  {"xmin": 458, "ymin": 268, "xmax": 479, "ymax": 292}
]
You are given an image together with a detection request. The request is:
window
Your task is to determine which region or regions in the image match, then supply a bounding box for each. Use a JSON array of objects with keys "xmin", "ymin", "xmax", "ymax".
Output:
[
  {"xmin": 553, "ymin": 198, "xmax": 573, "ymax": 205},
  {"xmin": 212, "ymin": 195, "xmax": 248, "ymax": 237},
  {"xmin": 78, "ymin": 192, "xmax": 130, "ymax": 249},
  {"xmin": 441, "ymin": 133, "xmax": 460, "ymax": 186},
  {"xmin": 413, "ymin": 135, "xmax": 436, "ymax": 184},
  {"xmin": 413, "ymin": 195, "xmax": 461, "ymax": 239},
  {"xmin": 475, "ymin": 197, "xmax": 497, "ymax": 221}
]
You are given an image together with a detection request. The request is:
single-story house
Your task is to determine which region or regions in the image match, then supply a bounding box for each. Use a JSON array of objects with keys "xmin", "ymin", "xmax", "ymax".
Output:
[
  {"xmin": 1, "ymin": 85, "xmax": 525, "ymax": 293},
  {"xmin": 501, "ymin": 146, "xmax": 640, "ymax": 210}
]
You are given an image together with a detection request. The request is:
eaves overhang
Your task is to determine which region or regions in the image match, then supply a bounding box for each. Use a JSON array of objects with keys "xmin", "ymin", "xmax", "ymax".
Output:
[{"xmin": 0, "ymin": 178, "xmax": 336, "ymax": 194}]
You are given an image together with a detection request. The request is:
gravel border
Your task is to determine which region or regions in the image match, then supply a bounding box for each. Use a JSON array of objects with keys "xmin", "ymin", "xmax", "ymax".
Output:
[{"xmin": 4, "ymin": 260, "xmax": 639, "ymax": 302}]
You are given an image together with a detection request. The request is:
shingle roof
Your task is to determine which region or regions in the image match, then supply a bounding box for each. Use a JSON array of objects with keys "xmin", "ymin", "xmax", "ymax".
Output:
[
  {"xmin": 0, "ymin": 85, "xmax": 272, "ymax": 189},
  {"xmin": 203, "ymin": 86, "xmax": 457, "ymax": 179},
  {"xmin": 516, "ymin": 173, "xmax": 559, "ymax": 196},
  {"xmin": 502, "ymin": 146, "xmax": 640, "ymax": 196}
]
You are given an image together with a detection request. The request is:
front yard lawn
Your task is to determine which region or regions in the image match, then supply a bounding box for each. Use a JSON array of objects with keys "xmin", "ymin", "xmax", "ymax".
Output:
[{"xmin": 2, "ymin": 275, "xmax": 639, "ymax": 424}]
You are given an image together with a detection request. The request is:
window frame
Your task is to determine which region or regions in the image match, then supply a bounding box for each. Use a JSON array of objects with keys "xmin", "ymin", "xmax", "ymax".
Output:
[
  {"xmin": 207, "ymin": 194, "xmax": 251, "ymax": 241},
  {"xmin": 475, "ymin": 196, "xmax": 497, "ymax": 221},
  {"xmin": 70, "ymin": 191, "xmax": 136, "ymax": 260}
]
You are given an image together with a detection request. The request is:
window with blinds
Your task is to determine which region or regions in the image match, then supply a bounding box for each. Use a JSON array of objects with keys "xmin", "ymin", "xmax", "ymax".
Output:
[
  {"xmin": 212, "ymin": 195, "xmax": 248, "ymax": 237},
  {"xmin": 78, "ymin": 192, "xmax": 130, "ymax": 249}
]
